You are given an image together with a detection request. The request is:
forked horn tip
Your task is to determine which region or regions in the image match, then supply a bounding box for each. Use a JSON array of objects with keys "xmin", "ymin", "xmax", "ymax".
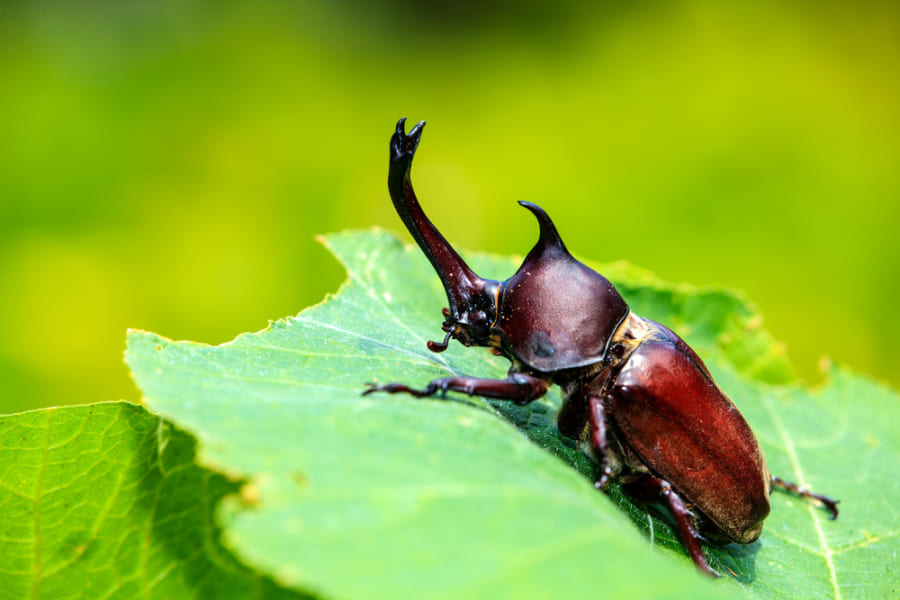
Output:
[{"xmin": 392, "ymin": 118, "xmax": 427, "ymax": 161}]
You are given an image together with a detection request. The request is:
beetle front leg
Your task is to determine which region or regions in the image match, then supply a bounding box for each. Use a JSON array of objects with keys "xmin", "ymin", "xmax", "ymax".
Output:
[
  {"xmin": 363, "ymin": 373, "xmax": 549, "ymax": 405},
  {"xmin": 621, "ymin": 476, "xmax": 719, "ymax": 578}
]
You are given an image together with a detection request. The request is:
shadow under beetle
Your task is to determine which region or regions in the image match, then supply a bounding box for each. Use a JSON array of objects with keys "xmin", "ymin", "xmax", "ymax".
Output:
[{"xmin": 365, "ymin": 118, "xmax": 839, "ymax": 577}]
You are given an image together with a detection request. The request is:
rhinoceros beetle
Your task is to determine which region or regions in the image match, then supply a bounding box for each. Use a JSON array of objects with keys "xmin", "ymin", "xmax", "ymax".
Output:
[{"xmin": 365, "ymin": 118, "xmax": 839, "ymax": 577}]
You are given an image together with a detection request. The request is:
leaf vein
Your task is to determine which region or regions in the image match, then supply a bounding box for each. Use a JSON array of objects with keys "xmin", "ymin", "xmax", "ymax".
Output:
[
  {"xmin": 831, "ymin": 530, "xmax": 900, "ymax": 554},
  {"xmin": 30, "ymin": 409, "xmax": 53, "ymax": 600},
  {"xmin": 335, "ymin": 272, "xmax": 454, "ymax": 372},
  {"xmin": 760, "ymin": 393, "xmax": 842, "ymax": 599}
]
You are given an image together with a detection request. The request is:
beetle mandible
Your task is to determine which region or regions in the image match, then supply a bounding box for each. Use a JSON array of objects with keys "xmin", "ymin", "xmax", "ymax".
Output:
[{"xmin": 364, "ymin": 118, "xmax": 839, "ymax": 576}]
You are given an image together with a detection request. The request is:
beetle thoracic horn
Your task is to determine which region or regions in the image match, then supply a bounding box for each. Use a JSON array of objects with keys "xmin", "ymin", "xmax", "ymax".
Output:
[
  {"xmin": 516, "ymin": 200, "xmax": 571, "ymax": 262},
  {"xmin": 387, "ymin": 118, "xmax": 490, "ymax": 319}
]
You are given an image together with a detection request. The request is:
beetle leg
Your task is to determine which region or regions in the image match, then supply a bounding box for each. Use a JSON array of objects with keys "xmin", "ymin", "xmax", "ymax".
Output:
[
  {"xmin": 772, "ymin": 476, "xmax": 840, "ymax": 519},
  {"xmin": 621, "ymin": 477, "xmax": 719, "ymax": 578},
  {"xmin": 587, "ymin": 395, "xmax": 614, "ymax": 490},
  {"xmin": 363, "ymin": 373, "xmax": 549, "ymax": 405}
]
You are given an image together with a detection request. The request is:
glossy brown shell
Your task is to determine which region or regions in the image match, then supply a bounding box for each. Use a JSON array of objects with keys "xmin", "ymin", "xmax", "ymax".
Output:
[
  {"xmin": 498, "ymin": 253, "xmax": 627, "ymax": 371},
  {"xmin": 608, "ymin": 322, "xmax": 772, "ymax": 543},
  {"xmin": 495, "ymin": 202, "xmax": 629, "ymax": 372}
]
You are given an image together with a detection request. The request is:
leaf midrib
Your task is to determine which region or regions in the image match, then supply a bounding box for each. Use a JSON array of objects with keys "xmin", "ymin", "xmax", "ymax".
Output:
[
  {"xmin": 30, "ymin": 409, "xmax": 52, "ymax": 600},
  {"xmin": 759, "ymin": 393, "xmax": 841, "ymax": 600}
]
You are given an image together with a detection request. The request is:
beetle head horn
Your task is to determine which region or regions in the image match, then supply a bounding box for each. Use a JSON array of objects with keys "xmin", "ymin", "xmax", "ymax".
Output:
[{"xmin": 388, "ymin": 118, "xmax": 498, "ymax": 350}]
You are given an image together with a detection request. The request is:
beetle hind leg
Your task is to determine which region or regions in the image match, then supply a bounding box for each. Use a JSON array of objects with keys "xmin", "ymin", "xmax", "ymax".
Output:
[
  {"xmin": 582, "ymin": 395, "xmax": 718, "ymax": 576},
  {"xmin": 772, "ymin": 476, "xmax": 840, "ymax": 519},
  {"xmin": 621, "ymin": 476, "xmax": 720, "ymax": 578}
]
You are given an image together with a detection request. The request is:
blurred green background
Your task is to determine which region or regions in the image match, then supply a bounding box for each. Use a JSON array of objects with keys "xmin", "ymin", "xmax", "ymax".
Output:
[{"xmin": 1, "ymin": 1, "xmax": 897, "ymax": 414}]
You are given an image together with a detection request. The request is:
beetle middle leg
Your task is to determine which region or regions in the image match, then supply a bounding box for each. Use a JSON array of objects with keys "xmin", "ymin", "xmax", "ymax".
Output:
[
  {"xmin": 586, "ymin": 395, "xmax": 614, "ymax": 490},
  {"xmin": 363, "ymin": 373, "xmax": 550, "ymax": 405},
  {"xmin": 621, "ymin": 476, "xmax": 720, "ymax": 578}
]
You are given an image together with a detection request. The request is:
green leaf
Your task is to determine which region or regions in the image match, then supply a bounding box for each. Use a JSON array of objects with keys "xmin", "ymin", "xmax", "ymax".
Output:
[
  {"xmin": 3, "ymin": 230, "xmax": 897, "ymax": 598},
  {"xmin": 122, "ymin": 230, "xmax": 726, "ymax": 599},
  {"xmin": 0, "ymin": 402, "xmax": 306, "ymax": 599},
  {"xmin": 122, "ymin": 230, "xmax": 897, "ymax": 599}
]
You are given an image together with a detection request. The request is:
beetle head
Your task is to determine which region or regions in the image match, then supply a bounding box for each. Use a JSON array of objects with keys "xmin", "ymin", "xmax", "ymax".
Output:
[{"xmin": 388, "ymin": 118, "xmax": 500, "ymax": 351}]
